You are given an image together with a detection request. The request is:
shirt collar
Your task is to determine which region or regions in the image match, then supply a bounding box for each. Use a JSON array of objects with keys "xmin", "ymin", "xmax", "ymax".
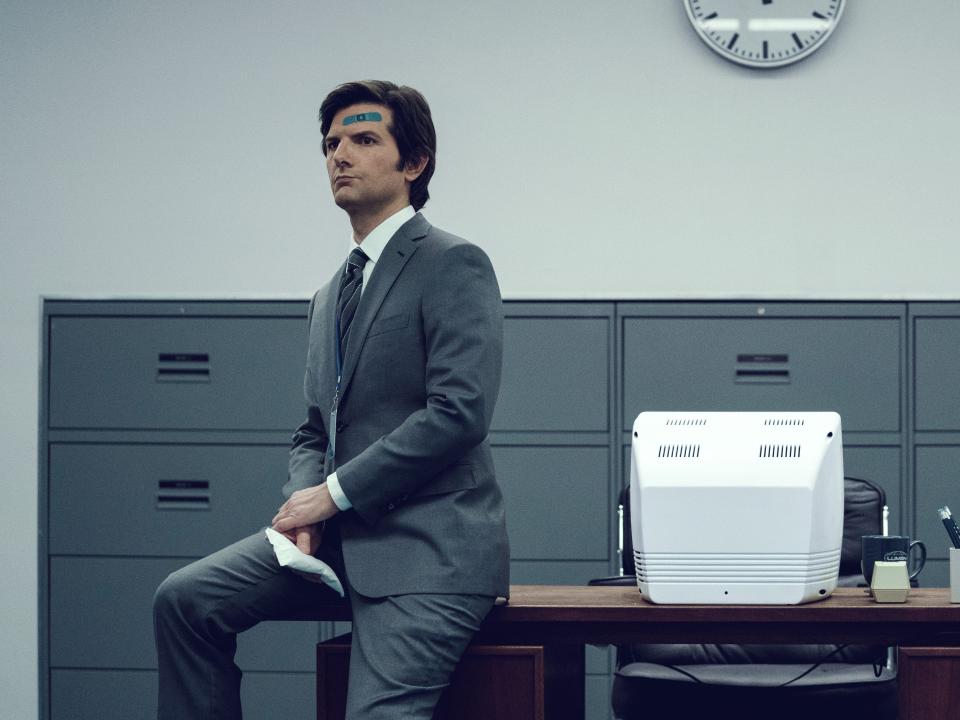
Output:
[{"xmin": 350, "ymin": 205, "xmax": 416, "ymax": 266}]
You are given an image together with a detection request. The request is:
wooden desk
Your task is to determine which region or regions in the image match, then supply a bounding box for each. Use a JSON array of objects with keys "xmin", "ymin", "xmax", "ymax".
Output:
[
  {"xmin": 483, "ymin": 585, "xmax": 960, "ymax": 645},
  {"xmin": 317, "ymin": 586, "xmax": 960, "ymax": 720}
]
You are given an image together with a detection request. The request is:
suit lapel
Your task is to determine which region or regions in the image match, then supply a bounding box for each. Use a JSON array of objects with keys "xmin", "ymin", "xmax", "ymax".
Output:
[{"xmin": 338, "ymin": 213, "xmax": 429, "ymax": 398}]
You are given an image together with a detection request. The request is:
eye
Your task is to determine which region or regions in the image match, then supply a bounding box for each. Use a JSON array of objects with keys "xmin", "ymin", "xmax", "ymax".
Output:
[
  {"xmin": 325, "ymin": 139, "xmax": 338, "ymax": 152},
  {"xmin": 359, "ymin": 135, "xmax": 376, "ymax": 145}
]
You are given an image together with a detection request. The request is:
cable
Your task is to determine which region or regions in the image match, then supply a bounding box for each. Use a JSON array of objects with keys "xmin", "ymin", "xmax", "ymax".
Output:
[
  {"xmin": 627, "ymin": 643, "xmax": 886, "ymax": 687},
  {"xmin": 778, "ymin": 644, "xmax": 850, "ymax": 687}
]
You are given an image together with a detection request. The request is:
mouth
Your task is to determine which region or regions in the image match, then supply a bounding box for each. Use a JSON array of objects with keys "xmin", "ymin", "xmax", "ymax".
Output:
[{"xmin": 334, "ymin": 176, "xmax": 356, "ymax": 188}]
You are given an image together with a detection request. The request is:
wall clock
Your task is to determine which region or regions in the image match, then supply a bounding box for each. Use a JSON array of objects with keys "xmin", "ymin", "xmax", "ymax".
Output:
[{"xmin": 684, "ymin": 0, "xmax": 845, "ymax": 69}]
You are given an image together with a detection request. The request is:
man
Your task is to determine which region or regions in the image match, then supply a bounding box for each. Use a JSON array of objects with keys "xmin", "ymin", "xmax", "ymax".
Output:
[{"xmin": 153, "ymin": 80, "xmax": 509, "ymax": 719}]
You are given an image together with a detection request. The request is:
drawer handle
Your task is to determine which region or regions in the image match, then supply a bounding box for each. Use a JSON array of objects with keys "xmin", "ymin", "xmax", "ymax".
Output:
[
  {"xmin": 735, "ymin": 353, "xmax": 790, "ymax": 384},
  {"xmin": 157, "ymin": 353, "xmax": 210, "ymax": 383},
  {"xmin": 736, "ymin": 369, "xmax": 790, "ymax": 379},
  {"xmin": 156, "ymin": 479, "xmax": 211, "ymax": 511},
  {"xmin": 737, "ymin": 354, "xmax": 788, "ymax": 364}
]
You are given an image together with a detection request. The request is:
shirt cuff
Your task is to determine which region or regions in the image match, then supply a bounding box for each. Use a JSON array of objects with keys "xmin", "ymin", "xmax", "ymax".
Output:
[{"xmin": 326, "ymin": 472, "xmax": 352, "ymax": 511}]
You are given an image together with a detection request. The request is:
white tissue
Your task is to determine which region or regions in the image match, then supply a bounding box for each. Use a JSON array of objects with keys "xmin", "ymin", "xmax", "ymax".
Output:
[{"xmin": 265, "ymin": 527, "xmax": 344, "ymax": 597}]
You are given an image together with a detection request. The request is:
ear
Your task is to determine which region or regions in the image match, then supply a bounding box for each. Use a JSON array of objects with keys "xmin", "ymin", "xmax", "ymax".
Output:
[{"xmin": 403, "ymin": 154, "xmax": 429, "ymax": 183}]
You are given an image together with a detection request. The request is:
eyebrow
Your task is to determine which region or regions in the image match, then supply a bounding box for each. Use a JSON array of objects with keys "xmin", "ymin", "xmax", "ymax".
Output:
[{"xmin": 326, "ymin": 127, "xmax": 383, "ymax": 144}]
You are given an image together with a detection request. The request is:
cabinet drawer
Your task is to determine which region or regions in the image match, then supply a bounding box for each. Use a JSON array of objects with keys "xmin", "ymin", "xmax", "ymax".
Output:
[
  {"xmin": 50, "ymin": 556, "xmax": 185, "ymax": 669},
  {"xmin": 622, "ymin": 317, "xmax": 900, "ymax": 432},
  {"xmin": 509, "ymin": 560, "xmax": 612, "ymax": 585},
  {"xmin": 914, "ymin": 446, "xmax": 960, "ymax": 560},
  {"xmin": 843, "ymin": 445, "xmax": 902, "ymax": 535},
  {"xmin": 242, "ymin": 672, "xmax": 316, "ymax": 719},
  {"xmin": 49, "ymin": 443, "xmax": 288, "ymax": 556},
  {"xmin": 494, "ymin": 317, "xmax": 609, "ymax": 432},
  {"xmin": 48, "ymin": 316, "xmax": 306, "ymax": 430},
  {"xmin": 915, "ymin": 318, "xmax": 960, "ymax": 431},
  {"xmin": 50, "ymin": 669, "xmax": 314, "ymax": 720},
  {"xmin": 49, "ymin": 557, "xmax": 318, "ymax": 670},
  {"xmin": 51, "ymin": 670, "xmax": 157, "ymax": 720},
  {"xmin": 493, "ymin": 445, "xmax": 609, "ymax": 561}
]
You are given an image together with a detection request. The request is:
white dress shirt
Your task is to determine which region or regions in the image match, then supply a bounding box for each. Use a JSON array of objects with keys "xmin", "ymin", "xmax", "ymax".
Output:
[{"xmin": 326, "ymin": 205, "xmax": 416, "ymax": 511}]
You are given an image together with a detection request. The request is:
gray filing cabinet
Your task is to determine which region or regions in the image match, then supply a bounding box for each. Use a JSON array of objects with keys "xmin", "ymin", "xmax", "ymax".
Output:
[
  {"xmin": 44, "ymin": 298, "xmax": 953, "ymax": 720},
  {"xmin": 911, "ymin": 303, "xmax": 960, "ymax": 587},
  {"xmin": 40, "ymin": 299, "xmax": 620, "ymax": 720},
  {"xmin": 618, "ymin": 302, "xmax": 907, "ymax": 540},
  {"xmin": 491, "ymin": 302, "xmax": 617, "ymax": 714},
  {"xmin": 41, "ymin": 301, "xmax": 319, "ymax": 720}
]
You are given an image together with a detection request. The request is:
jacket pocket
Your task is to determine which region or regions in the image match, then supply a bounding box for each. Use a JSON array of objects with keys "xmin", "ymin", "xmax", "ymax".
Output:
[
  {"xmin": 367, "ymin": 312, "xmax": 409, "ymax": 338},
  {"xmin": 412, "ymin": 464, "xmax": 478, "ymax": 498}
]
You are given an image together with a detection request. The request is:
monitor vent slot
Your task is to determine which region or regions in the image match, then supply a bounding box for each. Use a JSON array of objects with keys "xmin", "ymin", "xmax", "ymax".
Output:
[
  {"xmin": 764, "ymin": 418, "xmax": 805, "ymax": 426},
  {"xmin": 759, "ymin": 444, "xmax": 801, "ymax": 458},
  {"xmin": 665, "ymin": 418, "xmax": 707, "ymax": 426},
  {"xmin": 659, "ymin": 444, "xmax": 701, "ymax": 458}
]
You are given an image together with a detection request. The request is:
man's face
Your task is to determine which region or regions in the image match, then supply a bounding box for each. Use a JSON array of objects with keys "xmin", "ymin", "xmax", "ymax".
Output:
[{"xmin": 324, "ymin": 103, "xmax": 414, "ymax": 216}]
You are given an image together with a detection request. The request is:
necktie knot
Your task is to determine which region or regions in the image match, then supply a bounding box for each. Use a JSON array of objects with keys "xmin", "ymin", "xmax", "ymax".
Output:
[{"xmin": 347, "ymin": 247, "xmax": 368, "ymax": 273}]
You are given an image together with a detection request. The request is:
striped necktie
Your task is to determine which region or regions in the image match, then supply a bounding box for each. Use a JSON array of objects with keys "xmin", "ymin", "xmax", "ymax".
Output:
[{"xmin": 336, "ymin": 247, "xmax": 369, "ymax": 362}]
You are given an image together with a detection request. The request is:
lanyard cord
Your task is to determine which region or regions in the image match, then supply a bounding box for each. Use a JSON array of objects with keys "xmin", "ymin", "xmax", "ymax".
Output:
[{"xmin": 329, "ymin": 315, "xmax": 344, "ymax": 463}]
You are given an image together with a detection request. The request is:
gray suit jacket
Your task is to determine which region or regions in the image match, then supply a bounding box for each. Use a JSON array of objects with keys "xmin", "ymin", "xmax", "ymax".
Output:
[{"xmin": 283, "ymin": 213, "xmax": 510, "ymax": 598}]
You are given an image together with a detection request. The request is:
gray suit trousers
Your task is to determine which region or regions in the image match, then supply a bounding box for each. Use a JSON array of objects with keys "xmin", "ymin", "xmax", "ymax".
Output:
[{"xmin": 153, "ymin": 531, "xmax": 494, "ymax": 719}]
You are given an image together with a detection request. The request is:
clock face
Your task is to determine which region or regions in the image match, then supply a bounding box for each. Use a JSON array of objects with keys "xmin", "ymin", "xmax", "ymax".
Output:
[{"xmin": 684, "ymin": 0, "xmax": 845, "ymax": 69}]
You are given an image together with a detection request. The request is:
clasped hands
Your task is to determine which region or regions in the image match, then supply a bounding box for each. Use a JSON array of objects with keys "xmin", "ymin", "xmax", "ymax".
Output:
[{"xmin": 271, "ymin": 483, "xmax": 340, "ymax": 556}]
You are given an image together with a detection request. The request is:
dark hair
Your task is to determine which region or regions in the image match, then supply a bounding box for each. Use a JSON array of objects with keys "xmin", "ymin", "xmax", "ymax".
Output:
[{"xmin": 319, "ymin": 80, "xmax": 436, "ymax": 211}]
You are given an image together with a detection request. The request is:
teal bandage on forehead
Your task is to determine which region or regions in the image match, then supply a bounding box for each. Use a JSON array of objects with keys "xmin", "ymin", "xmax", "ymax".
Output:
[{"xmin": 342, "ymin": 111, "xmax": 383, "ymax": 126}]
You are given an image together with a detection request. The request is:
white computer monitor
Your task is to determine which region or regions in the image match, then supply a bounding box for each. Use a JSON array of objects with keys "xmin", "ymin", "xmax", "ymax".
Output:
[{"xmin": 630, "ymin": 411, "xmax": 844, "ymax": 605}]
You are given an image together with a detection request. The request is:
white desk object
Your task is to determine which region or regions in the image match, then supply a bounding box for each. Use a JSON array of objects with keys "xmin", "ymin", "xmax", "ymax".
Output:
[
  {"xmin": 871, "ymin": 561, "xmax": 910, "ymax": 603},
  {"xmin": 630, "ymin": 411, "xmax": 844, "ymax": 605},
  {"xmin": 951, "ymin": 548, "xmax": 960, "ymax": 604}
]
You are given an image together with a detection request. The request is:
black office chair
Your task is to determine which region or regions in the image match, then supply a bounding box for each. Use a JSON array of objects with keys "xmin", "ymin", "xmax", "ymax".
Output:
[{"xmin": 591, "ymin": 477, "xmax": 898, "ymax": 720}]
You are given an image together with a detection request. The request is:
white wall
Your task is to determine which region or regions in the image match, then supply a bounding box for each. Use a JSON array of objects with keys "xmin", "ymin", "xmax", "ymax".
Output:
[{"xmin": 2, "ymin": 1, "xmax": 959, "ymax": 715}]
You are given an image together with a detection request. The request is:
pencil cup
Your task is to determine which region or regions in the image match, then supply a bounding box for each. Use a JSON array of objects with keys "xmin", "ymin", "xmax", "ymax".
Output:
[{"xmin": 951, "ymin": 548, "xmax": 960, "ymax": 604}]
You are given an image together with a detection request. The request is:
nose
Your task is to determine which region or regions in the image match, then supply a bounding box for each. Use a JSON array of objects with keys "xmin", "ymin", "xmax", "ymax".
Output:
[{"xmin": 331, "ymin": 142, "xmax": 351, "ymax": 168}]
